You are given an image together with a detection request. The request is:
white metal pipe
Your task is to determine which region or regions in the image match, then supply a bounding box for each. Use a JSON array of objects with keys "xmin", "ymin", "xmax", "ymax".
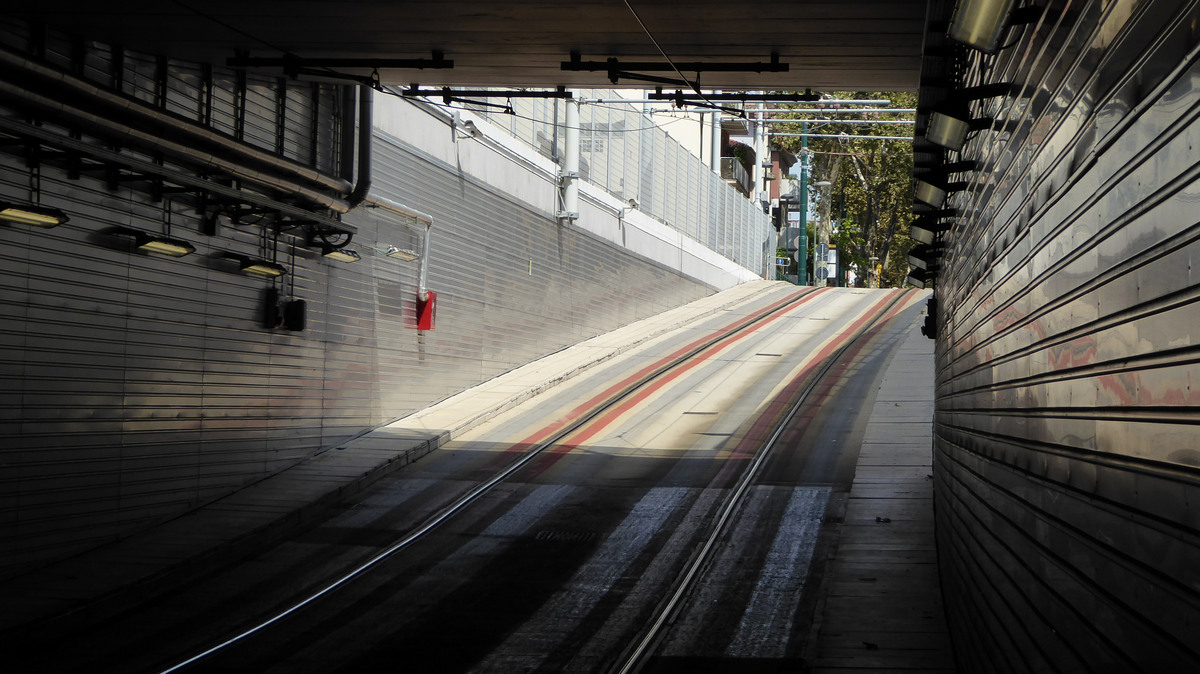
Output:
[
  {"xmin": 769, "ymin": 132, "xmax": 913, "ymax": 141},
  {"xmin": 577, "ymin": 98, "xmax": 891, "ymax": 106},
  {"xmin": 562, "ymin": 95, "xmax": 580, "ymax": 221},
  {"xmin": 758, "ymin": 119, "xmax": 916, "ymax": 125},
  {"xmin": 746, "ymin": 108, "xmax": 915, "ymax": 114},
  {"xmin": 710, "ymin": 106, "xmax": 723, "ymax": 174},
  {"xmin": 365, "ymin": 196, "xmax": 434, "ymax": 301}
]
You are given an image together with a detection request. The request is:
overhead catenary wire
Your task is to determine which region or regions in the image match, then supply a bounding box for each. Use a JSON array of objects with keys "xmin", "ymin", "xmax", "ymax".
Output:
[
  {"xmin": 383, "ymin": 87, "xmax": 696, "ymax": 134},
  {"xmin": 621, "ymin": 0, "xmax": 725, "ymax": 112},
  {"xmin": 770, "ymin": 132, "xmax": 914, "ymax": 141}
]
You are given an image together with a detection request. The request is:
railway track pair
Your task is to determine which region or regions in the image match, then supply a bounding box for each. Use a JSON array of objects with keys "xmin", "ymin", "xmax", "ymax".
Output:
[{"xmin": 163, "ymin": 287, "xmax": 915, "ymax": 673}]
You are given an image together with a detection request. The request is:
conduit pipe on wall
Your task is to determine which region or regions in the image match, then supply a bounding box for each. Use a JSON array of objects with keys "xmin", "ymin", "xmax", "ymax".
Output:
[
  {"xmin": 711, "ymin": 104, "xmax": 723, "ymax": 175},
  {"xmin": 0, "ymin": 79, "xmax": 356, "ymax": 214},
  {"xmin": 0, "ymin": 46, "xmax": 353, "ymax": 196},
  {"xmin": 364, "ymin": 195, "xmax": 433, "ymax": 301},
  {"xmin": 0, "ymin": 113, "xmax": 356, "ymax": 232},
  {"xmin": 345, "ymin": 86, "xmax": 373, "ymax": 208},
  {"xmin": 559, "ymin": 94, "xmax": 580, "ymax": 222}
]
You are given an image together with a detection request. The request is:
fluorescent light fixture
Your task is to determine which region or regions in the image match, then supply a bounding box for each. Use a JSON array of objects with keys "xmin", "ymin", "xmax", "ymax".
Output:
[
  {"xmin": 136, "ymin": 235, "xmax": 196, "ymax": 257},
  {"xmin": 948, "ymin": 0, "xmax": 1019, "ymax": 52},
  {"xmin": 385, "ymin": 246, "xmax": 420, "ymax": 261},
  {"xmin": 111, "ymin": 227, "xmax": 194, "ymax": 257},
  {"xmin": 0, "ymin": 202, "xmax": 70, "ymax": 227},
  {"xmin": 321, "ymin": 245, "xmax": 361, "ymax": 263},
  {"xmin": 222, "ymin": 252, "xmax": 287, "ymax": 278},
  {"xmin": 240, "ymin": 259, "xmax": 287, "ymax": 278}
]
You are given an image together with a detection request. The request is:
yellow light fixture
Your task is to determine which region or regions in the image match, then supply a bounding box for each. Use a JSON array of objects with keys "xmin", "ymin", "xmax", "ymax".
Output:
[
  {"xmin": 0, "ymin": 202, "xmax": 69, "ymax": 228},
  {"xmin": 240, "ymin": 259, "xmax": 288, "ymax": 278},
  {"xmin": 136, "ymin": 235, "xmax": 196, "ymax": 257},
  {"xmin": 321, "ymin": 245, "xmax": 361, "ymax": 263},
  {"xmin": 220, "ymin": 252, "xmax": 287, "ymax": 278}
]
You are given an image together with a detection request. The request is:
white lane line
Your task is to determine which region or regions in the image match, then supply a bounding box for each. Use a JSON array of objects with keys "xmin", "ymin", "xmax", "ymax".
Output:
[
  {"xmin": 659, "ymin": 486, "xmax": 777, "ymax": 656},
  {"xmin": 725, "ymin": 486, "xmax": 830, "ymax": 658},
  {"xmin": 567, "ymin": 488, "xmax": 724, "ymax": 670},
  {"xmin": 473, "ymin": 487, "xmax": 691, "ymax": 673}
]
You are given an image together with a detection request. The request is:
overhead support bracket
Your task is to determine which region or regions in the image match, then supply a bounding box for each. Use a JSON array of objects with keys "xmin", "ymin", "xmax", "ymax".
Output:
[
  {"xmin": 561, "ymin": 51, "xmax": 788, "ymax": 77},
  {"xmin": 401, "ymin": 85, "xmax": 572, "ymax": 99},
  {"xmin": 228, "ymin": 50, "xmax": 454, "ymax": 76},
  {"xmin": 648, "ymin": 88, "xmax": 822, "ymax": 103}
]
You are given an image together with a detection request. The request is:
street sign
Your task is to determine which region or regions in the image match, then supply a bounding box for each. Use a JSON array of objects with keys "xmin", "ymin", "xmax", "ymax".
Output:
[
  {"xmin": 775, "ymin": 257, "xmax": 790, "ymax": 266},
  {"xmin": 815, "ymin": 266, "xmax": 830, "ymax": 281}
]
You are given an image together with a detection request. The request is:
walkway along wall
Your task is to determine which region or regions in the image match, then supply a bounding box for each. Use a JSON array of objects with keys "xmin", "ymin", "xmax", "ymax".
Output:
[
  {"xmin": 0, "ymin": 23, "xmax": 769, "ymax": 577},
  {"xmin": 931, "ymin": 1, "xmax": 1200, "ymax": 670}
]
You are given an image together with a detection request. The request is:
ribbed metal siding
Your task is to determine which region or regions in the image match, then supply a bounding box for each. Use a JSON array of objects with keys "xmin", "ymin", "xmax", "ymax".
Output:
[
  {"xmin": 0, "ymin": 19, "xmax": 342, "ymax": 176},
  {"xmin": 0, "ymin": 122, "xmax": 715, "ymax": 580},
  {"xmin": 935, "ymin": 1, "xmax": 1200, "ymax": 670}
]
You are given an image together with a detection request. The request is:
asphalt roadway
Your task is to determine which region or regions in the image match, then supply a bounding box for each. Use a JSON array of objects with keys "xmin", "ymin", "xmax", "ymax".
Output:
[{"xmin": 4, "ymin": 282, "xmax": 951, "ymax": 673}]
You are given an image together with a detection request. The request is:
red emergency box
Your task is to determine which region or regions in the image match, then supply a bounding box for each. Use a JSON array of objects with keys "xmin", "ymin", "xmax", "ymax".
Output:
[{"xmin": 416, "ymin": 290, "xmax": 437, "ymax": 331}]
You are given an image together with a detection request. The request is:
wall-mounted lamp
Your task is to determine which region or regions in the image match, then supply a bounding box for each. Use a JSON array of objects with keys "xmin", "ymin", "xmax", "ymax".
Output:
[
  {"xmin": 923, "ymin": 83, "xmax": 1011, "ymax": 150},
  {"xmin": 910, "ymin": 215, "xmax": 953, "ymax": 245},
  {"xmin": 0, "ymin": 201, "xmax": 70, "ymax": 228},
  {"xmin": 907, "ymin": 266, "xmax": 933, "ymax": 289},
  {"xmin": 385, "ymin": 246, "xmax": 420, "ymax": 261},
  {"xmin": 321, "ymin": 245, "xmax": 361, "ymax": 263},
  {"xmin": 927, "ymin": 108, "xmax": 992, "ymax": 151},
  {"xmin": 948, "ymin": 0, "xmax": 1043, "ymax": 52},
  {"xmin": 223, "ymin": 253, "xmax": 287, "ymax": 278},
  {"xmin": 112, "ymin": 227, "xmax": 196, "ymax": 257},
  {"xmin": 908, "ymin": 243, "xmax": 944, "ymax": 271},
  {"xmin": 914, "ymin": 178, "xmax": 968, "ymax": 208}
]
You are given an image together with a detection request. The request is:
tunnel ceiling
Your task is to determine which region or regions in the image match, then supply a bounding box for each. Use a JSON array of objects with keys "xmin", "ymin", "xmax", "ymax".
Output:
[{"xmin": 7, "ymin": 1, "xmax": 930, "ymax": 91}]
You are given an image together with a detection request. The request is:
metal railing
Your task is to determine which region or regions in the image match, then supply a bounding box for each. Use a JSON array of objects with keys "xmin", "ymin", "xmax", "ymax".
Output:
[{"xmin": 470, "ymin": 91, "xmax": 771, "ymax": 274}]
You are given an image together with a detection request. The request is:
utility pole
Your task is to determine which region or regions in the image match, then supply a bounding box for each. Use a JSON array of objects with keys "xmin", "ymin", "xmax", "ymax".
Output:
[{"xmin": 796, "ymin": 122, "xmax": 809, "ymax": 286}]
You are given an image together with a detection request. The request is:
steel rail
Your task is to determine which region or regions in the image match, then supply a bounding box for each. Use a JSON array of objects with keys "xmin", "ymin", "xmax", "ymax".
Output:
[
  {"xmin": 611, "ymin": 290, "xmax": 909, "ymax": 674},
  {"xmin": 159, "ymin": 287, "xmax": 829, "ymax": 673}
]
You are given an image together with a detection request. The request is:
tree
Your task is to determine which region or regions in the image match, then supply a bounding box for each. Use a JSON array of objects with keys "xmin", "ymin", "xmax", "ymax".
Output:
[{"xmin": 771, "ymin": 92, "xmax": 916, "ymax": 287}]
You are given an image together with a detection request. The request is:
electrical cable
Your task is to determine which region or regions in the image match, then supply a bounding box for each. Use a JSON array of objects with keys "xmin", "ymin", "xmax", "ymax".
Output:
[
  {"xmin": 379, "ymin": 88, "xmax": 693, "ymax": 134},
  {"xmin": 622, "ymin": 0, "xmax": 723, "ymax": 111}
]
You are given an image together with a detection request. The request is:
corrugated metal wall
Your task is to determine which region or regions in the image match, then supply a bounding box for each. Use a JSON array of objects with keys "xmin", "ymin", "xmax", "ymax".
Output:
[
  {"xmin": 934, "ymin": 0, "xmax": 1200, "ymax": 670},
  {"xmin": 0, "ymin": 130, "xmax": 715, "ymax": 578},
  {"xmin": 0, "ymin": 29, "xmax": 721, "ymax": 577}
]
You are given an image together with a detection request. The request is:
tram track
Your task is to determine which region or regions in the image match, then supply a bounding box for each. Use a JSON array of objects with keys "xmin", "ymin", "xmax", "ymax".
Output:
[
  {"xmin": 159, "ymin": 285, "xmax": 839, "ymax": 673},
  {"xmin": 611, "ymin": 288, "xmax": 912, "ymax": 673}
]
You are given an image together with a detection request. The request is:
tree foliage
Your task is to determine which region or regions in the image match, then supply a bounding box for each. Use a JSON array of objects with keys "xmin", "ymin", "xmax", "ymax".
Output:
[{"xmin": 772, "ymin": 92, "xmax": 916, "ymax": 287}]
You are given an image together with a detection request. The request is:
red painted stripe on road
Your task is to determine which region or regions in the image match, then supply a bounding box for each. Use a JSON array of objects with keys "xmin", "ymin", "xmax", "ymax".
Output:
[{"xmin": 499, "ymin": 287, "xmax": 828, "ymax": 456}]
